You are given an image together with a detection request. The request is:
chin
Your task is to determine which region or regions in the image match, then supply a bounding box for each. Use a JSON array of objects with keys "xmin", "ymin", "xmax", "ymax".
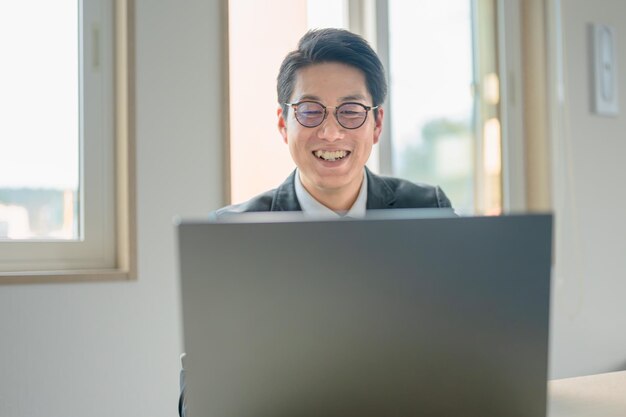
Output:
[{"xmin": 312, "ymin": 176, "xmax": 353, "ymax": 192}]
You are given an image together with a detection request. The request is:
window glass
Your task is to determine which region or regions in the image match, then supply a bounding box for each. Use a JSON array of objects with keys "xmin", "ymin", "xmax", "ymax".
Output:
[
  {"xmin": 388, "ymin": 0, "xmax": 475, "ymax": 214},
  {"xmin": 307, "ymin": 0, "xmax": 347, "ymax": 29},
  {"xmin": 0, "ymin": 0, "xmax": 80, "ymax": 239}
]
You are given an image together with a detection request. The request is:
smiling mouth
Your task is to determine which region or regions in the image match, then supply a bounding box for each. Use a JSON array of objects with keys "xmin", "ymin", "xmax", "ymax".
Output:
[{"xmin": 313, "ymin": 150, "xmax": 351, "ymax": 161}]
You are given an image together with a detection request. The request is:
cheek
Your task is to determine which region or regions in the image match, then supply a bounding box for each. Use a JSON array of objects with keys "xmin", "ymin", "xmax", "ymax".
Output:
[
  {"xmin": 288, "ymin": 125, "xmax": 312, "ymax": 146},
  {"xmin": 286, "ymin": 130, "xmax": 307, "ymax": 157}
]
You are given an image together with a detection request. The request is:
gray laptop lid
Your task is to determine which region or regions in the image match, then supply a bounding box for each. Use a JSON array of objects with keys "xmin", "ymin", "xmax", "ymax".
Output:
[{"xmin": 178, "ymin": 211, "xmax": 552, "ymax": 417}]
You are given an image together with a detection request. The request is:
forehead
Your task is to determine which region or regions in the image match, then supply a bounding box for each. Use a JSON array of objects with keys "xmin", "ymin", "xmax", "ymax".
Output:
[{"xmin": 292, "ymin": 62, "xmax": 371, "ymax": 102}]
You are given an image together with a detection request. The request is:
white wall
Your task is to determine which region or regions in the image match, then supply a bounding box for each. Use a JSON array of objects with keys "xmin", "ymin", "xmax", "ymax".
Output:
[
  {"xmin": 550, "ymin": 0, "xmax": 626, "ymax": 379},
  {"xmin": 0, "ymin": 1, "xmax": 226, "ymax": 416}
]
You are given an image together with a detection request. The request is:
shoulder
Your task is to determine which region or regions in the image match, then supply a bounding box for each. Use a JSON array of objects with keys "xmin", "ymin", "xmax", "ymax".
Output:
[
  {"xmin": 211, "ymin": 189, "xmax": 277, "ymax": 219},
  {"xmin": 388, "ymin": 176, "xmax": 452, "ymax": 208},
  {"xmin": 368, "ymin": 171, "xmax": 453, "ymax": 209},
  {"xmin": 210, "ymin": 170, "xmax": 301, "ymax": 218}
]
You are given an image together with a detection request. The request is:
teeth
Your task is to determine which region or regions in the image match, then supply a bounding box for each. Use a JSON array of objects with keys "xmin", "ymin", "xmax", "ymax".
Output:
[{"xmin": 314, "ymin": 150, "xmax": 349, "ymax": 161}]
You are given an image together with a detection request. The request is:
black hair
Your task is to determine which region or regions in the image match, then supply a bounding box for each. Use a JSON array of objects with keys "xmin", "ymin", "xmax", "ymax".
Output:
[{"xmin": 277, "ymin": 28, "xmax": 387, "ymax": 118}]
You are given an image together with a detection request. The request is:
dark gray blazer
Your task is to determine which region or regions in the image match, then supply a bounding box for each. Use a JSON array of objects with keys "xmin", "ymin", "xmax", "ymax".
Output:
[{"xmin": 213, "ymin": 167, "xmax": 452, "ymax": 217}]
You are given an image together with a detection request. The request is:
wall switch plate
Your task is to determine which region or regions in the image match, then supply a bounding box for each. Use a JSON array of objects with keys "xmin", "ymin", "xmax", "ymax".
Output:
[{"xmin": 590, "ymin": 23, "xmax": 619, "ymax": 117}]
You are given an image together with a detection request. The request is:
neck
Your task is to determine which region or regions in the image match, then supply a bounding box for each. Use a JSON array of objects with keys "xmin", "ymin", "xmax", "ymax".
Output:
[{"xmin": 301, "ymin": 173, "xmax": 364, "ymax": 212}]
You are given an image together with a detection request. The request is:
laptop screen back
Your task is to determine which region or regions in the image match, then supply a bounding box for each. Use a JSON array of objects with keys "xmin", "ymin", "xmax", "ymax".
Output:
[{"xmin": 178, "ymin": 212, "xmax": 552, "ymax": 417}]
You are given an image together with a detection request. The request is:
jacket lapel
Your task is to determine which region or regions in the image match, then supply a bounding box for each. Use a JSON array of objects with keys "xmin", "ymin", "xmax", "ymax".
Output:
[
  {"xmin": 365, "ymin": 167, "xmax": 396, "ymax": 209},
  {"xmin": 271, "ymin": 169, "xmax": 302, "ymax": 211}
]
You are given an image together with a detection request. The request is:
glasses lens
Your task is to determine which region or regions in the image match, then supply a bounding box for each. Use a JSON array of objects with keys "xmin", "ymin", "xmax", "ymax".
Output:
[
  {"xmin": 336, "ymin": 103, "xmax": 368, "ymax": 129},
  {"xmin": 295, "ymin": 102, "xmax": 325, "ymax": 127}
]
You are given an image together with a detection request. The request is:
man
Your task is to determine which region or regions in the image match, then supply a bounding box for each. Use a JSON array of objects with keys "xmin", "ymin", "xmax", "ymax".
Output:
[
  {"xmin": 180, "ymin": 28, "xmax": 451, "ymax": 417},
  {"xmin": 214, "ymin": 28, "xmax": 452, "ymax": 218}
]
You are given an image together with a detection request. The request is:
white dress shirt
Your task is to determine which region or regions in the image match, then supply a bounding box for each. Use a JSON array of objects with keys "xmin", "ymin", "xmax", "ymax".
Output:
[{"xmin": 294, "ymin": 168, "xmax": 368, "ymax": 219}]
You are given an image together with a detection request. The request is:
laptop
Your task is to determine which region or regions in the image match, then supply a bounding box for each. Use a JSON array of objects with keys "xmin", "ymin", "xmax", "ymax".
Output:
[{"xmin": 177, "ymin": 210, "xmax": 552, "ymax": 417}]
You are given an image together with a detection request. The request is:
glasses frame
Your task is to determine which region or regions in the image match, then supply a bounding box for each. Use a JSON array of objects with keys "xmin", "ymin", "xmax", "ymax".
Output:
[{"xmin": 285, "ymin": 101, "xmax": 379, "ymax": 130}]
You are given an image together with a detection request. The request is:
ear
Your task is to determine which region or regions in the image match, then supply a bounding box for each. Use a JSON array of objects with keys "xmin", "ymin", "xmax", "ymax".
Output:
[
  {"xmin": 277, "ymin": 106, "xmax": 288, "ymax": 144},
  {"xmin": 372, "ymin": 107, "xmax": 384, "ymax": 145}
]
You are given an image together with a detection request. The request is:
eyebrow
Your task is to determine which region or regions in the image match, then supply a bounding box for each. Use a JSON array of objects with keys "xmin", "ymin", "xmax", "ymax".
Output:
[
  {"xmin": 296, "ymin": 94, "xmax": 322, "ymax": 102},
  {"xmin": 295, "ymin": 94, "xmax": 368, "ymax": 103}
]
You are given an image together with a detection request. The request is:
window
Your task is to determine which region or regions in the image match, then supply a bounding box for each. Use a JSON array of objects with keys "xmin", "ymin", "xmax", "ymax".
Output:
[
  {"xmin": 378, "ymin": 0, "xmax": 506, "ymax": 215},
  {"xmin": 228, "ymin": 0, "xmax": 510, "ymax": 214},
  {"xmin": 0, "ymin": 0, "xmax": 135, "ymax": 282},
  {"xmin": 385, "ymin": 1, "xmax": 476, "ymax": 214}
]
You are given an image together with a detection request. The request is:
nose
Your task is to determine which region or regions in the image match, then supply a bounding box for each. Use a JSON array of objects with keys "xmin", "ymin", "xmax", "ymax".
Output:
[{"xmin": 317, "ymin": 111, "xmax": 344, "ymax": 141}]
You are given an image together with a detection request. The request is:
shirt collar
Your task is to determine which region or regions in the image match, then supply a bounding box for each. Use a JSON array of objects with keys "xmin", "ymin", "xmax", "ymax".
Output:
[{"xmin": 294, "ymin": 168, "xmax": 368, "ymax": 219}]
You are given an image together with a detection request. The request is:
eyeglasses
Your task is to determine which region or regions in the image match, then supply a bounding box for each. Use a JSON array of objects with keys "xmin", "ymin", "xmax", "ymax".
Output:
[{"xmin": 285, "ymin": 101, "xmax": 378, "ymax": 129}]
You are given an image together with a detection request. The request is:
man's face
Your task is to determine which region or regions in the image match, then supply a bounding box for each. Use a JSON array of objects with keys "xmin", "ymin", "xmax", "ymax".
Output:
[{"xmin": 278, "ymin": 62, "xmax": 384, "ymax": 197}]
